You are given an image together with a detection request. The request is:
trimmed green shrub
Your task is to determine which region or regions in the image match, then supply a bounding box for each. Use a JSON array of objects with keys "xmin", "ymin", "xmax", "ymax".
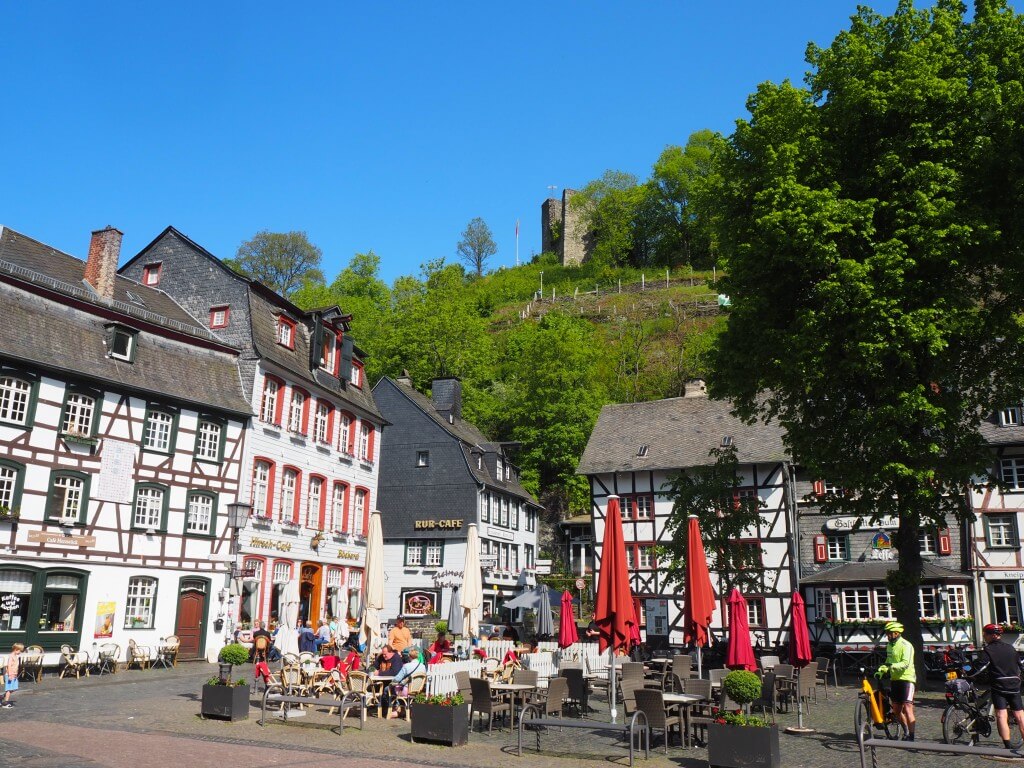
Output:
[
  {"xmin": 218, "ymin": 643, "xmax": 250, "ymax": 667},
  {"xmin": 722, "ymin": 670, "xmax": 761, "ymax": 705}
]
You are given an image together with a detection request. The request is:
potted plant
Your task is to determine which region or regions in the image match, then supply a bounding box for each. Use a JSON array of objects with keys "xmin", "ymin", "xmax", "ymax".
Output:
[
  {"xmin": 434, "ymin": 619, "xmax": 448, "ymax": 635},
  {"xmin": 410, "ymin": 692, "xmax": 468, "ymax": 746},
  {"xmin": 707, "ymin": 670, "xmax": 781, "ymax": 768},
  {"xmin": 200, "ymin": 643, "xmax": 251, "ymax": 721},
  {"xmin": 0, "ymin": 505, "xmax": 19, "ymax": 521}
]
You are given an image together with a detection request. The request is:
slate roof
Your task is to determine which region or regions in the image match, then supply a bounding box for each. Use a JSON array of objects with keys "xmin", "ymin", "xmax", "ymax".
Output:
[
  {"xmin": 577, "ymin": 395, "xmax": 789, "ymax": 474},
  {"xmin": 802, "ymin": 560, "xmax": 969, "ymax": 584},
  {"xmin": 0, "ymin": 226, "xmax": 222, "ymax": 343},
  {"xmin": 978, "ymin": 414, "xmax": 1024, "ymax": 448},
  {"xmin": 380, "ymin": 377, "xmax": 540, "ymax": 506}
]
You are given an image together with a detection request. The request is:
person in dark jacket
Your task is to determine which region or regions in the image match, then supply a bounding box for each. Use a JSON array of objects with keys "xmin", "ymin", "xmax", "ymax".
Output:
[
  {"xmin": 297, "ymin": 621, "xmax": 318, "ymax": 653},
  {"xmin": 373, "ymin": 645, "xmax": 403, "ymax": 676},
  {"xmin": 970, "ymin": 624, "xmax": 1024, "ymax": 751}
]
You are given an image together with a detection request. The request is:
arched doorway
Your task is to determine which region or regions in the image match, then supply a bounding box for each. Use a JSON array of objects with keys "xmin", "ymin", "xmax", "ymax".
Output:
[{"xmin": 299, "ymin": 563, "xmax": 322, "ymax": 625}]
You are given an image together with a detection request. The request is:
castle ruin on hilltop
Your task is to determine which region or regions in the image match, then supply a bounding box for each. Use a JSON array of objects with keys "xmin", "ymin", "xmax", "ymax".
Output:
[{"xmin": 541, "ymin": 188, "xmax": 595, "ymax": 267}]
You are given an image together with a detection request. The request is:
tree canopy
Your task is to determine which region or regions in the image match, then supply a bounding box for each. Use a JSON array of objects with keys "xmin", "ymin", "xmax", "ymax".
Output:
[
  {"xmin": 708, "ymin": 0, "xmax": 1024, "ymax": 669},
  {"xmin": 456, "ymin": 217, "xmax": 498, "ymax": 277},
  {"xmin": 229, "ymin": 230, "xmax": 324, "ymax": 297}
]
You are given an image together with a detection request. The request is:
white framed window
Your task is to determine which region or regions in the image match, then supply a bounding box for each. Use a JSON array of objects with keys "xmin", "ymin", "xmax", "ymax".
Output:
[
  {"xmin": 108, "ymin": 327, "xmax": 135, "ymax": 361},
  {"xmin": 53, "ymin": 474, "xmax": 85, "ymax": 519},
  {"xmin": 634, "ymin": 496, "xmax": 653, "ymax": 519},
  {"xmin": 1000, "ymin": 458, "xmax": 1024, "ymax": 490},
  {"xmin": 512, "ymin": 546, "xmax": 519, "ymax": 571},
  {"xmin": 186, "ymin": 493, "xmax": 214, "ymax": 535},
  {"xmin": 511, "ymin": 501, "xmax": 519, "ymax": 529},
  {"xmin": 526, "ymin": 508, "xmax": 536, "ymax": 532},
  {"xmin": 209, "ymin": 306, "xmax": 229, "ymax": 328},
  {"xmin": 326, "ymin": 568, "xmax": 343, "ymax": 588},
  {"xmin": 244, "ymin": 558, "xmax": 263, "ymax": 581},
  {"xmin": 947, "ymin": 585, "xmax": 969, "ymax": 619},
  {"xmin": 405, "ymin": 540, "xmax": 423, "ymax": 566},
  {"xmin": 874, "ymin": 588, "xmax": 895, "ymax": 619},
  {"xmin": 314, "ymin": 402, "xmax": 330, "ymax": 443},
  {"xmin": 351, "ymin": 489, "xmax": 366, "ymax": 535},
  {"xmin": 496, "ymin": 458, "xmax": 503, "ymax": 481},
  {"xmin": 991, "ymin": 583, "xmax": 1021, "ymax": 626},
  {"xmin": 277, "ymin": 317, "xmax": 295, "ymax": 348},
  {"xmin": 260, "ymin": 379, "xmax": 280, "ymax": 424},
  {"xmin": 0, "ymin": 464, "xmax": 19, "ymax": 509},
  {"xmin": 1000, "ymin": 407, "xmax": 1021, "ymax": 426},
  {"xmin": 320, "ymin": 330, "xmax": 336, "ymax": 371},
  {"xmin": 195, "ymin": 420, "xmax": 222, "ymax": 461},
  {"xmin": 347, "ymin": 569, "xmax": 362, "ymax": 592},
  {"xmin": 842, "ymin": 588, "xmax": 871, "ymax": 620},
  {"xmin": 815, "ymin": 589, "xmax": 834, "ymax": 620},
  {"xmin": 62, "ymin": 393, "xmax": 96, "ymax": 436},
  {"xmin": 143, "ymin": 410, "xmax": 174, "ymax": 452},
  {"xmin": 625, "ymin": 547, "xmax": 636, "ymax": 570},
  {"xmin": 350, "ymin": 362, "xmax": 362, "ymax": 387},
  {"xmin": 142, "ymin": 263, "xmax": 161, "ymax": 286},
  {"xmin": 501, "ymin": 498, "xmax": 510, "ymax": 527},
  {"xmin": 359, "ymin": 423, "xmax": 371, "ymax": 460},
  {"xmin": 330, "ymin": 483, "xmax": 346, "ymax": 532},
  {"xmin": 416, "ymin": 450, "xmax": 429, "ymax": 467},
  {"xmin": 919, "ymin": 531, "xmax": 936, "ymax": 555},
  {"xmin": 746, "ymin": 599, "xmax": 765, "ymax": 628},
  {"xmin": 124, "ymin": 577, "xmax": 156, "ymax": 628},
  {"xmin": 919, "ymin": 586, "xmax": 939, "ymax": 618},
  {"xmin": 280, "ymin": 469, "xmax": 298, "ymax": 522},
  {"xmin": 307, "ymin": 477, "xmax": 323, "ymax": 529},
  {"xmin": 338, "ymin": 413, "xmax": 352, "ymax": 453},
  {"xmin": 425, "ymin": 540, "xmax": 443, "ymax": 567},
  {"xmin": 273, "ymin": 561, "xmax": 291, "ymax": 583},
  {"xmin": 133, "ymin": 486, "xmax": 164, "ymax": 529},
  {"xmin": 0, "ymin": 377, "xmax": 32, "ymax": 425},
  {"xmin": 638, "ymin": 546, "xmax": 654, "ymax": 569},
  {"xmin": 288, "ymin": 390, "xmax": 306, "ymax": 433},
  {"xmin": 480, "ymin": 492, "xmax": 490, "ymax": 523},
  {"xmin": 826, "ymin": 535, "xmax": 848, "ymax": 561},
  {"xmin": 499, "ymin": 543, "xmax": 509, "ymax": 570},
  {"xmin": 986, "ymin": 514, "xmax": 1018, "ymax": 548},
  {"xmin": 252, "ymin": 461, "xmax": 271, "ymax": 517}
]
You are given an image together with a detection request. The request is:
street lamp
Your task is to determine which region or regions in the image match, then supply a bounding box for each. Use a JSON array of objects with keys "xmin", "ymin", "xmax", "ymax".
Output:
[
  {"xmin": 539, "ymin": 271, "xmax": 544, "ymax": 297},
  {"xmin": 223, "ymin": 502, "xmax": 252, "ymax": 641}
]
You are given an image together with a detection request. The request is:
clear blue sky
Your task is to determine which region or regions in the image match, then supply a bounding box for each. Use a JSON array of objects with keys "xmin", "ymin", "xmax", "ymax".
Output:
[{"xmin": 1, "ymin": 1, "xmax": 899, "ymax": 285}]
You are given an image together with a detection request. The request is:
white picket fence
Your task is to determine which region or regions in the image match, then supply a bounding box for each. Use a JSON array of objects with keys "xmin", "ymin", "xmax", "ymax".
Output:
[
  {"xmin": 478, "ymin": 639, "xmax": 514, "ymax": 660},
  {"xmin": 425, "ymin": 659, "xmax": 482, "ymax": 695},
  {"xmin": 521, "ymin": 651, "xmax": 557, "ymax": 679}
]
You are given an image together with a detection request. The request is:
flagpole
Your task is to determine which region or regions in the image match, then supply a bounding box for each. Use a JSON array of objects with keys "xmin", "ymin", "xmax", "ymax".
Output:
[{"xmin": 515, "ymin": 219, "xmax": 520, "ymax": 267}]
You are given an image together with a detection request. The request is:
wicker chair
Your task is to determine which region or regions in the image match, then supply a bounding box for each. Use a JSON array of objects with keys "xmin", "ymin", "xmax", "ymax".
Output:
[
  {"xmin": 750, "ymin": 672, "xmax": 777, "ymax": 724},
  {"xmin": 391, "ymin": 672, "xmax": 427, "ymax": 721},
  {"xmin": 814, "ymin": 656, "xmax": 837, "ymax": 697},
  {"xmin": 59, "ymin": 645, "xmax": 88, "ymax": 679},
  {"xmin": 126, "ymin": 639, "xmax": 152, "ymax": 671},
  {"xmin": 562, "ymin": 667, "xmax": 590, "ymax": 716},
  {"xmin": 469, "ymin": 677, "xmax": 511, "ymax": 734},
  {"xmin": 635, "ymin": 688, "xmax": 682, "ymax": 753},
  {"xmin": 20, "ymin": 646, "xmax": 44, "ymax": 682},
  {"xmin": 536, "ymin": 675, "xmax": 568, "ymax": 717}
]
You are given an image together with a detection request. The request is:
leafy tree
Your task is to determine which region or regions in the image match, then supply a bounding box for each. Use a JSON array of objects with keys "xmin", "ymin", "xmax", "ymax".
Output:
[
  {"xmin": 229, "ymin": 230, "xmax": 324, "ymax": 297},
  {"xmin": 708, "ymin": 0, "xmax": 1024, "ymax": 677},
  {"xmin": 660, "ymin": 446, "xmax": 766, "ymax": 595},
  {"xmin": 456, "ymin": 218, "xmax": 498, "ymax": 277}
]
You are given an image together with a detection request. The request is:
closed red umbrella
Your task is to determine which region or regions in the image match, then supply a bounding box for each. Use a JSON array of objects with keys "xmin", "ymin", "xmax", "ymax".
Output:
[
  {"xmin": 630, "ymin": 595, "xmax": 643, "ymax": 646},
  {"xmin": 789, "ymin": 591, "xmax": 813, "ymax": 668},
  {"xmin": 594, "ymin": 495, "xmax": 636, "ymax": 722},
  {"xmin": 683, "ymin": 515, "xmax": 716, "ymax": 676},
  {"xmin": 558, "ymin": 591, "xmax": 579, "ymax": 649},
  {"xmin": 725, "ymin": 588, "xmax": 757, "ymax": 671}
]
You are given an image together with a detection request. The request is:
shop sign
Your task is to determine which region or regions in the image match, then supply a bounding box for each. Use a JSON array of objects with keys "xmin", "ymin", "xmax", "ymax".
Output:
[
  {"xmin": 988, "ymin": 571, "xmax": 1024, "ymax": 580},
  {"xmin": 400, "ymin": 588, "xmax": 439, "ymax": 616},
  {"xmin": 414, "ymin": 519, "xmax": 463, "ymax": 530},
  {"xmin": 479, "ymin": 554, "xmax": 498, "ymax": 568},
  {"xmin": 28, "ymin": 530, "xmax": 95, "ymax": 547},
  {"xmin": 336, "ymin": 549, "xmax": 361, "ymax": 561},
  {"xmin": 868, "ymin": 531, "xmax": 895, "ymax": 561},
  {"xmin": 0, "ymin": 595, "xmax": 18, "ymax": 611},
  {"xmin": 825, "ymin": 515, "xmax": 900, "ymax": 532},
  {"xmin": 487, "ymin": 527, "xmax": 514, "ymax": 542},
  {"xmin": 250, "ymin": 537, "xmax": 291, "ymax": 552}
]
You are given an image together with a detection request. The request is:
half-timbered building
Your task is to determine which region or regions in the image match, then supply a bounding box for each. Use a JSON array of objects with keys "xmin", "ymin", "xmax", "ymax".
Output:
[
  {"xmin": 120, "ymin": 228, "xmax": 383, "ymax": 635},
  {"xmin": 577, "ymin": 387, "xmax": 796, "ymax": 648},
  {"xmin": 372, "ymin": 375, "xmax": 542, "ymax": 623},
  {"xmin": 0, "ymin": 226, "xmax": 251, "ymax": 661}
]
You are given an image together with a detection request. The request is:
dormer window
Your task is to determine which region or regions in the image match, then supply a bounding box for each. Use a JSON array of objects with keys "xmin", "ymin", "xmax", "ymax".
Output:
[
  {"xmin": 142, "ymin": 263, "xmax": 162, "ymax": 286},
  {"xmin": 105, "ymin": 324, "xmax": 137, "ymax": 363},
  {"xmin": 209, "ymin": 305, "xmax": 230, "ymax": 329},
  {"xmin": 1000, "ymin": 406, "xmax": 1021, "ymax": 426},
  {"xmin": 496, "ymin": 457, "xmax": 504, "ymax": 481},
  {"xmin": 351, "ymin": 361, "xmax": 364, "ymax": 388},
  {"xmin": 277, "ymin": 316, "xmax": 296, "ymax": 349},
  {"xmin": 637, "ymin": 445, "xmax": 649, "ymax": 458},
  {"xmin": 319, "ymin": 329, "xmax": 337, "ymax": 373}
]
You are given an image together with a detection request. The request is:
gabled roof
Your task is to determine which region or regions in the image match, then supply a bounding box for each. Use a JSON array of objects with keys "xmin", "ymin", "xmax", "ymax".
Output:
[
  {"xmin": 0, "ymin": 226, "xmax": 223, "ymax": 344},
  {"xmin": 577, "ymin": 395, "xmax": 789, "ymax": 475}
]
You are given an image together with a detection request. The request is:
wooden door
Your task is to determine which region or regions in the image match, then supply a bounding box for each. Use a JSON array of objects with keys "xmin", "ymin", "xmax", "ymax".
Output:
[
  {"xmin": 300, "ymin": 564, "xmax": 321, "ymax": 625},
  {"xmin": 176, "ymin": 589, "xmax": 206, "ymax": 659}
]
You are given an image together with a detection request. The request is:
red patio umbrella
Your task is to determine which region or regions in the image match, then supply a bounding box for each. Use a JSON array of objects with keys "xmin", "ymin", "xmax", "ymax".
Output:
[
  {"xmin": 787, "ymin": 590, "xmax": 815, "ymax": 733},
  {"xmin": 630, "ymin": 595, "xmax": 643, "ymax": 647},
  {"xmin": 558, "ymin": 590, "xmax": 579, "ymax": 649},
  {"xmin": 594, "ymin": 495, "xmax": 635, "ymax": 721},
  {"xmin": 683, "ymin": 515, "xmax": 716, "ymax": 676},
  {"xmin": 725, "ymin": 588, "xmax": 757, "ymax": 671}
]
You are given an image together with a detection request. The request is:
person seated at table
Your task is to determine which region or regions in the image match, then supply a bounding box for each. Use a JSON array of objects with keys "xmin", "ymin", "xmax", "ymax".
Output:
[
  {"xmin": 585, "ymin": 613, "xmax": 601, "ymax": 641},
  {"xmin": 503, "ymin": 623, "xmax": 520, "ymax": 643},
  {"xmin": 336, "ymin": 646, "xmax": 362, "ymax": 679},
  {"xmin": 298, "ymin": 620, "xmax": 318, "ymax": 653},
  {"xmin": 502, "ymin": 648, "xmax": 522, "ymax": 667},
  {"xmin": 373, "ymin": 645, "xmax": 403, "ymax": 677},
  {"xmin": 427, "ymin": 631, "xmax": 451, "ymax": 664},
  {"xmin": 381, "ymin": 648, "xmax": 425, "ymax": 720},
  {"xmin": 315, "ymin": 619, "xmax": 332, "ymax": 651}
]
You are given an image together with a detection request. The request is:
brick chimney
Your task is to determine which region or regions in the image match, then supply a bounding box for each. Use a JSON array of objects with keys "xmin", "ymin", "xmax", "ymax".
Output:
[
  {"xmin": 83, "ymin": 226, "xmax": 123, "ymax": 300},
  {"xmin": 432, "ymin": 377, "xmax": 462, "ymax": 420}
]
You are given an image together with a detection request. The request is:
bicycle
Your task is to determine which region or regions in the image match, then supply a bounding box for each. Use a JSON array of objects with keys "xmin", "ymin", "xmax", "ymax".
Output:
[
  {"xmin": 941, "ymin": 673, "xmax": 1023, "ymax": 748},
  {"xmin": 854, "ymin": 666, "xmax": 907, "ymax": 742}
]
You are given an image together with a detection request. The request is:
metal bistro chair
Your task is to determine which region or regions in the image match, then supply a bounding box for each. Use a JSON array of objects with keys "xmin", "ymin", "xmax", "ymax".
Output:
[
  {"xmin": 562, "ymin": 667, "xmax": 590, "ymax": 716},
  {"xmin": 814, "ymin": 656, "xmax": 837, "ymax": 697},
  {"xmin": 156, "ymin": 636, "xmax": 180, "ymax": 668},
  {"xmin": 96, "ymin": 643, "xmax": 120, "ymax": 676},
  {"xmin": 635, "ymin": 688, "xmax": 682, "ymax": 754},
  {"xmin": 750, "ymin": 672, "xmax": 777, "ymax": 724},
  {"xmin": 469, "ymin": 677, "xmax": 511, "ymax": 734}
]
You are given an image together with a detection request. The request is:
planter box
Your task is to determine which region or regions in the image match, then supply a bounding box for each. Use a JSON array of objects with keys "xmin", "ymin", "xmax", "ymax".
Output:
[
  {"xmin": 707, "ymin": 723, "xmax": 780, "ymax": 768},
  {"xmin": 201, "ymin": 683, "xmax": 250, "ymax": 721},
  {"xmin": 410, "ymin": 702, "xmax": 469, "ymax": 746}
]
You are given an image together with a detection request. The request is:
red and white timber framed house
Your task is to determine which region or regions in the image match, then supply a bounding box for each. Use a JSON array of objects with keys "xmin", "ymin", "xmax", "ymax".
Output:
[
  {"xmin": 576, "ymin": 384, "xmax": 798, "ymax": 649},
  {"xmin": 0, "ymin": 226, "xmax": 251, "ymax": 662},
  {"xmin": 121, "ymin": 228, "xmax": 384, "ymax": 639}
]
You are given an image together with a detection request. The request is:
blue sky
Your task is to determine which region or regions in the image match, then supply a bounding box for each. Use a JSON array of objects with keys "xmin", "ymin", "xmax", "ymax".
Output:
[{"xmin": 1, "ymin": 1, "xmax": 899, "ymax": 285}]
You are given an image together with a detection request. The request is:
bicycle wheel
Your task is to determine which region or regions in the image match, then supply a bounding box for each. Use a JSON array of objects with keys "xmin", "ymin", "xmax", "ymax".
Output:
[
  {"xmin": 855, "ymin": 700, "xmax": 873, "ymax": 744},
  {"xmin": 942, "ymin": 705, "xmax": 976, "ymax": 746},
  {"xmin": 883, "ymin": 712, "xmax": 907, "ymax": 741}
]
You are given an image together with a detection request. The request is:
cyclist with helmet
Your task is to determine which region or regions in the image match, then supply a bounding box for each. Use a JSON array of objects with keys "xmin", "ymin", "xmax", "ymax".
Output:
[
  {"xmin": 876, "ymin": 621, "xmax": 916, "ymax": 741},
  {"xmin": 968, "ymin": 623, "xmax": 1024, "ymax": 751}
]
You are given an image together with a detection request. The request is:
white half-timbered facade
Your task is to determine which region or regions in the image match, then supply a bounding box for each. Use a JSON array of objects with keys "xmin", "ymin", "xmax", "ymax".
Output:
[
  {"xmin": 578, "ymin": 388, "xmax": 797, "ymax": 649},
  {"xmin": 0, "ymin": 226, "xmax": 251, "ymax": 662}
]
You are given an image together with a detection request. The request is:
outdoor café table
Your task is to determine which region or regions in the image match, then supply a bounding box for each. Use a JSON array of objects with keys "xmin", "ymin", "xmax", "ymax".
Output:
[
  {"xmin": 490, "ymin": 681, "xmax": 538, "ymax": 726},
  {"xmin": 366, "ymin": 674, "xmax": 394, "ymax": 713},
  {"xmin": 662, "ymin": 692, "xmax": 706, "ymax": 748},
  {"xmin": 152, "ymin": 643, "xmax": 174, "ymax": 669}
]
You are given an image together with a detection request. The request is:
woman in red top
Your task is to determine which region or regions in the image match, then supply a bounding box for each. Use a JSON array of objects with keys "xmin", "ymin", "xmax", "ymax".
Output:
[{"xmin": 427, "ymin": 631, "xmax": 451, "ymax": 665}]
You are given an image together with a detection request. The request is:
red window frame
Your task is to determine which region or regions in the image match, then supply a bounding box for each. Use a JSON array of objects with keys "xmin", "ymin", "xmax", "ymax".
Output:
[
  {"xmin": 359, "ymin": 421, "xmax": 376, "ymax": 462},
  {"xmin": 209, "ymin": 305, "xmax": 230, "ymax": 329},
  {"xmin": 280, "ymin": 465, "xmax": 302, "ymax": 524},
  {"xmin": 331, "ymin": 481, "xmax": 350, "ymax": 533},
  {"xmin": 242, "ymin": 554, "xmax": 268, "ymax": 619},
  {"xmin": 307, "ymin": 473, "xmax": 328, "ymax": 529},
  {"xmin": 338, "ymin": 411, "xmax": 356, "ymax": 455},
  {"xmin": 626, "ymin": 542, "xmax": 657, "ymax": 570},
  {"xmin": 277, "ymin": 315, "xmax": 297, "ymax": 349},
  {"xmin": 252, "ymin": 457, "xmax": 276, "ymax": 519},
  {"xmin": 353, "ymin": 486, "xmax": 371, "ymax": 535},
  {"xmin": 351, "ymin": 360, "xmax": 364, "ymax": 388},
  {"xmin": 260, "ymin": 374, "xmax": 286, "ymax": 426},
  {"xmin": 142, "ymin": 262, "xmax": 162, "ymax": 286},
  {"xmin": 624, "ymin": 494, "xmax": 655, "ymax": 520},
  {"xmin": 730, "ymin": 538, "xmax": 764, "ymax": 569},
  {"xmin": 287, "ymin": 386, "xmax": 311, "ymax": 435},
  {"xmin": 313, "ymin": 400, "xmax": 334, "ymax": 445}
]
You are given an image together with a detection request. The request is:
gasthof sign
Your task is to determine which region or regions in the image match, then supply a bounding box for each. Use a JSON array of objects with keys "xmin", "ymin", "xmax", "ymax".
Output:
[{"xmin": 824, "ymin": 515, "xmax": 900, "ymax": 532}]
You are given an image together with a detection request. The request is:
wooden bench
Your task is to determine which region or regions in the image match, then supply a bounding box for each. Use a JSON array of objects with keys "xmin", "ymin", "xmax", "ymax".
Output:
[
  {"xmin": 517, "ymin": 705, "xmax": 650, "ymax": 767},
  {"xmin": 258, "ymin": 689, "xmax": 366, "ymax": 732},
  {"xmin": 857, "ymin": 734, "xmax": 1021, "ymax": 768}
]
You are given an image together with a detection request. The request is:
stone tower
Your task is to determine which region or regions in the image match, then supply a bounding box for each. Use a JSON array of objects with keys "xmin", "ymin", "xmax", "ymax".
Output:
[
  {"xmin": 541, "ymin": 198, "xmax": 562, "ymax": 255},
  {"xmin": 539, "ymin": 188, "xmax": 595, "ymax": 267}
]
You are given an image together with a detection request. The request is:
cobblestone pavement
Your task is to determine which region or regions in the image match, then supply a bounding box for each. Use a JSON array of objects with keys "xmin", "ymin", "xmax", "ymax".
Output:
[{"xmin": 0, "ymin": 663, "xmax": 1021, "ymax": 768}]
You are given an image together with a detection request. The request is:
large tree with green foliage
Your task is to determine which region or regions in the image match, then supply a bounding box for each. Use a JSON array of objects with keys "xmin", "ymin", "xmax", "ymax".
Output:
[
  {"xmin": 456, "ymin": 217, "xmax": 498, "ymax": 277},
  {"xmin": 709, "ymin": 0, "xmax": 1024, "ymax": 674},
  {"xmin": 229, "ymin": 230, "xmax": 324, "ymax": 297}
]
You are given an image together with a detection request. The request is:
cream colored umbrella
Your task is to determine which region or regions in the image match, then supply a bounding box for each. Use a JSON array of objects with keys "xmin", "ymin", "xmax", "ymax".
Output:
[
  {"xmin": 460, "ymin": 523, "xmax": 483, "ymax": 639},
  {"xmin": 274, "ymin": 579, "xmax": 300, "ymax": 656},
  {"xmin": 361, "ymin": 511, "xmax": 385, "ymax": 653}
]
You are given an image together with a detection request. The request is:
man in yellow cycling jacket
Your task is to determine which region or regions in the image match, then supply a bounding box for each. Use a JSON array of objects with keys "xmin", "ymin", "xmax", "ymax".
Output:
[{"xmin": 876, "ymin": 621, "xmax": 916, "ymax": 741}]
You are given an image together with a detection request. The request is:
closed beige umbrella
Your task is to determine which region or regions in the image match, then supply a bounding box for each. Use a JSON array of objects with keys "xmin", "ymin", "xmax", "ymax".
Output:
[
  {"xmin": 361, "ymin": 511, "xmax": 385, "ymax": 652},
  {"xmin": 460, "ymin": 523, "xmax": 483, "ymax": 639}
]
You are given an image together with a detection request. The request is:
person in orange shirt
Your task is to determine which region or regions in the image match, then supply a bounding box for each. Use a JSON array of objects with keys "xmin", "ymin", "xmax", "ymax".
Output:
[{"xmin": 388, "ymin": 617, "xmax": 412, "ymax": 657}]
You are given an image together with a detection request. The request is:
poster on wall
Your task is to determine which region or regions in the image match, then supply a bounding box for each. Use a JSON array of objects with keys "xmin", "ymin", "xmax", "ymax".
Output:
[
  {"xmin": 645, "ymin": 599, "xmax": 669, "ymax": 636},
  {"xmin": 94, "ymin": 439, "xmax": 138, "ymax": 503},
  {"xmin": 400, "ymin": 589, "xmax": 440, "ymax": 617},
  {"xmin": 94, "ymin": 601, "xmax": 116, "ymax": 638}
]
